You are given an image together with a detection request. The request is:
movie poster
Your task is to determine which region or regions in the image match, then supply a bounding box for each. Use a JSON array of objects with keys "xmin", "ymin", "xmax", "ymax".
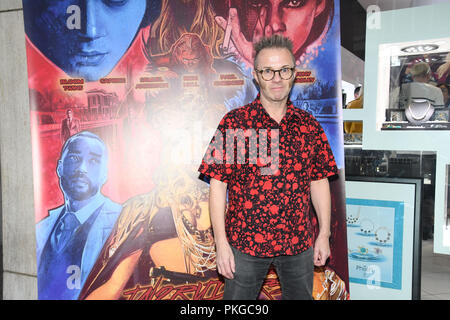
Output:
[{"xmin": 23, "ymin": 0, "xmax": 348, "ymax": 300}]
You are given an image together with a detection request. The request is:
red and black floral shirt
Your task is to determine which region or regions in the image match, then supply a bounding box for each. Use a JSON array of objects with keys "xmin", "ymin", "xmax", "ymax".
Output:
[{"xmin": 199, "ymin": 95, "xmax": 337, "ymax": 257}]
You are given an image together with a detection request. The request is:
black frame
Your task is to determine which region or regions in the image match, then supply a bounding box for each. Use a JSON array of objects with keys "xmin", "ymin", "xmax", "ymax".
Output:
[
  {"xmin": 346, "ymin": 176, "xmax": 423, "ymax": 300},
  {"xmin": 432, "ymin": 108, "xmax": 450, "ymax": 122},
  {"xmin": 386, "ymin": 109, "xmax": 407, "ymax": 122},
  {"xmin": 0, "ymin": 156, "xmax": 2, "ymax": 300}
]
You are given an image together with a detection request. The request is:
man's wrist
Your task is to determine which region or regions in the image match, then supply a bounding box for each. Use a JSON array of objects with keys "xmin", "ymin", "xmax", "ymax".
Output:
[
  {"xmin": 215, "ymin": 236, "xmax": 229, "ymax": 247},
  {"xmin": 317, "ymin": 231, "xmax": 331, "ymax": 239}
]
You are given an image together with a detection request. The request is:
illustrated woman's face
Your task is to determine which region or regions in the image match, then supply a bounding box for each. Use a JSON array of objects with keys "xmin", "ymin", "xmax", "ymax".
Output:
[
  {"xmin": 247, "ymin": 0, "xmax": 326, "ymax": 57},
  {"xmin": 24, "ymin": 0, "xmax": 146, "ymax": 81}
]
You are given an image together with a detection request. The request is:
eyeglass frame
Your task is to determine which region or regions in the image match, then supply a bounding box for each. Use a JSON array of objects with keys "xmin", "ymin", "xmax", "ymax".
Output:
[{"xmin": 254, "ymin": 66, "xmax": 296, "ymax": 81}]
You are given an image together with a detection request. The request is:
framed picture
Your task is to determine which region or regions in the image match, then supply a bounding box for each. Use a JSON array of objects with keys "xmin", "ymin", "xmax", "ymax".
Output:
[
  {"xmin": 344, "ymin": 132, "xmax": 362, "ymax": 145},
  {"xmin": 431, "ymin": 108, "xmax": 450, "ymax": 122},
  {"xmin": 345, "ymin": 176, "xmax": 422, "ymax": 300},
  {"xmin": 386, "ymin": 109, "xmax": 406, "ymax": 122}
]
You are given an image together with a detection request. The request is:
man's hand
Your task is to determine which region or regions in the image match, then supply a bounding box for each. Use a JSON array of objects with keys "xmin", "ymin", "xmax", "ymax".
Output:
[
  {"xmin": 209, "ymin": 178, "xmax": 234, "ymax": 279},
  {"xmin": 313, "ymin": 234, "xmax": 330, "ymax": 266},
  {"xmin": 215, "ymin": 240, "xmax": 235, "ymax": 279},
  {"xmin": 310, "ymin": 178, "xmax": 332, "ymax": 266}
]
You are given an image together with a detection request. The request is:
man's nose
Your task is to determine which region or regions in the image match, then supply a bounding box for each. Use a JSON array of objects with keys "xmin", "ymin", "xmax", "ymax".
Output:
[
  {"xmin": 76, "ymin": 159, "xmax": 88, "ymax": 173},
  {"xmin": 272, "ymin": 70, "xmax": 283, "ymax": 82}
]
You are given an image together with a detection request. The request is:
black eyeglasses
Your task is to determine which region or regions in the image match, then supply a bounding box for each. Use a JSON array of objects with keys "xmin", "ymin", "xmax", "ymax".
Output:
[{"xmin": 255, "ymin": 67, "xmax": 295, "ymax": 81}]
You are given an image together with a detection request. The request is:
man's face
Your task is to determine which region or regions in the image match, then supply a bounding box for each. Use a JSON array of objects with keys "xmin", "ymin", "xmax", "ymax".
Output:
[
  {"xmin": 249, "ymin": 0, "xmax": 325, "ymax": 57},
  {"xmin": 23, "ymin": 0, "xmax": 146, "ymax": 81},
  {"xmin": 253, "ymin": 48, "xmax": 296, "ymax": 104},
  {"xmin": 58, "ymin": 137, "xmax": 106, "ymax": 201},
  {"xmin": 67, "ymin": 110, "xmax": 73, "ymax": 121}
]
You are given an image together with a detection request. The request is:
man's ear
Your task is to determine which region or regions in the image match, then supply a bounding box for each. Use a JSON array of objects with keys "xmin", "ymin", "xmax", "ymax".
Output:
[
  {"xmin": 292, "ymin": 67, "xmax": 299, "ymax": 84},
  {"xmin": 252, "ymin": 70, "xmax": 260, "ymax": 86},
  {"xmin": 57, "ymin": 160, "xmax": 63, "ymax": 178},
  {"xmin": 315, "ymin": 0, "xmax": 326, "ymax": 17}
]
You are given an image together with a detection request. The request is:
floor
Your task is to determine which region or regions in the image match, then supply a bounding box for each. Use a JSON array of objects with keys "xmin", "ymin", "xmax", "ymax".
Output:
[{"xmin": 421, "ymin": 239, "xmax": 450, "ymax": 300}]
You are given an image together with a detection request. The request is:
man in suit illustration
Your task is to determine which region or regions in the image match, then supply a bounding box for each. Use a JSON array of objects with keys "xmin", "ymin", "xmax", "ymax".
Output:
[
  {"xmin": 36, "ymin": 131, "xmax": 122, "ymax": 300},
  {"xmin": 61, "ymin": 109, "xmax": 81, "ymax": 143}
]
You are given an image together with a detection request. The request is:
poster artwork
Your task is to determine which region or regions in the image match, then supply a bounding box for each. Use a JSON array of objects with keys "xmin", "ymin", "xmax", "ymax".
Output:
[{"xmin": 22, "ymin": 0, "xmax": 348, "ymax": 300}]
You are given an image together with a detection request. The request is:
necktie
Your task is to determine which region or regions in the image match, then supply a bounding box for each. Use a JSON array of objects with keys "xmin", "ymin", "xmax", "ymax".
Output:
[{"xmin": 53, "ymin": 212, "xmax": 80, "ymax": 252}]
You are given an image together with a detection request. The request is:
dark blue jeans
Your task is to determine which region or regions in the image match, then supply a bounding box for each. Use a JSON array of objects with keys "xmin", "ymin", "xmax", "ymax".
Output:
[{"xmin": 223, "ymin": 246, "xmax": 313, "ymax": 300}]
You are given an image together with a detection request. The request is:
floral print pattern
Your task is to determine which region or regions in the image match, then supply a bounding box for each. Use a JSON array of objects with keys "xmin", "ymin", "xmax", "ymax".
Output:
[{"xmin": 199, "ymin": 95, "xmax": 337, "ymax": 257}]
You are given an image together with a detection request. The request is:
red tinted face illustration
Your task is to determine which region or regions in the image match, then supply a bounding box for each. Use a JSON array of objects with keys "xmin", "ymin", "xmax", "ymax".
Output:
[{"xmin": 247, "ymin": 0, "xmax": 326, "ymax": 57}]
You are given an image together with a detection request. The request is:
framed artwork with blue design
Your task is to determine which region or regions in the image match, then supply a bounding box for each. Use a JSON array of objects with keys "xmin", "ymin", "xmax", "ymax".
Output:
[{"xmin": 345, "ymin": 176, "xmax": 422, "ymax": 300}]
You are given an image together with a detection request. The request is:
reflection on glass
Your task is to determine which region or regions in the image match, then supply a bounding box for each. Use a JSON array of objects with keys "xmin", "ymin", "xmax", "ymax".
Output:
[
  {"xmin": 382, "ymin": 39, "xmax": 450, "ymax": 130},
  {"xmin": 344, "ymin": 121, "xmax": 362, "ymax": 146},
  {"xmin": 389, "ymin": 52, "xmax": 448, "ymax": 111},
  {"xmin": 444, "ymin": 165, "xmax": 450, "ymax": 248}
]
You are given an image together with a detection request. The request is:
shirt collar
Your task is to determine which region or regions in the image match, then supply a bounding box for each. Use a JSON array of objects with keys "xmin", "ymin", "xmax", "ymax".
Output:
[
  {"xmin": 252, "ymin": 93, "xmax": 298, "ymax": 123},
  {"xmin": 65, "ymin": 193, "xmax": 105, "ymax": 225}
]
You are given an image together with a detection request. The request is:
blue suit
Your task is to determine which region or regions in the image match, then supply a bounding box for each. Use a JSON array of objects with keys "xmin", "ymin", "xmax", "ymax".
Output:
[{"xmin": 36, "ymin": 194, "xmax": 121, "ymax": 300}]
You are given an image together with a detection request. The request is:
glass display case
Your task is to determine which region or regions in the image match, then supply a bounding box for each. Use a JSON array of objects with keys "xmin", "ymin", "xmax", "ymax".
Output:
[
  {"xmin": 378, "ymin": 38, "xmax": 450, "ymax": 130},
  {"xmin": 344, "ymin": 149, "xmax": 436, "ymax": 240}
]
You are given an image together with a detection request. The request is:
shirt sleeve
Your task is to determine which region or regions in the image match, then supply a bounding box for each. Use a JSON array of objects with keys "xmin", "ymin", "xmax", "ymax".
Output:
[
  {"xmin": 198, "ymin": 114, "xmax": 233, "ymax": 183},
  {"xmin": 310, "ymin": 119, "xmax": 338, "ymax": 181}
]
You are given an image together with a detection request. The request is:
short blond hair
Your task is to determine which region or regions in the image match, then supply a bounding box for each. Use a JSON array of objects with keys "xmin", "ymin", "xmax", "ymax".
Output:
[{"xmin": 411, "ymin": 62, "xmax": 431, "ymax": 78}]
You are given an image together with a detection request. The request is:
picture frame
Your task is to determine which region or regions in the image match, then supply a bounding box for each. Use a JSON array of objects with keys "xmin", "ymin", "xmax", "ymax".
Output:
[
  {"xmin": 344, "ymin": 132, "xmax": 362, "ymax": 145},
  {"xmin": 345, "ymin": 176, "xmax": 423, "ymax": 300},
  {"xmin": 386, "ymin": 109, "xmax": 406, "ymax": 122},
  {"xmin": 430, "ymin": 108, "xmax": 450, "ymax": 122}
]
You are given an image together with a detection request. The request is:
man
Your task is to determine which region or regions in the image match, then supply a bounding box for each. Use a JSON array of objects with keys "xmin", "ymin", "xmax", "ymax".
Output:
[
  {"xmin": 353, "ymin": 86, "xmax": 361, "ymax": 100},
  {"xmin": 198, "ymin": 35, "xmax": 337, "ymax": 300},
  {"xmin": 36, "ymin": 131, "xmax": 122, "ymax": 300},
  {"xmin": 399, "ymin": 62, "xmax": 444, "ymax": 108},
  {"xmin": 60, "ymin": 109, "xmax": 81, "ymax": 143},
  {"xmin": 344, "ymin": 87, "xmax": 363, "ymax": 134}
]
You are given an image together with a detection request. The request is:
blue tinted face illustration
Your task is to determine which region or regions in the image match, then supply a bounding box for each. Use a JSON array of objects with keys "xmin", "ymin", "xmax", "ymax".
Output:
[
  {"xmin": 58, "ymin": 136, "xmax": 107, "ymax": 201},
  {"xmin": 23, "ymin": 0, "xmax": 146, "ymax": 81}
]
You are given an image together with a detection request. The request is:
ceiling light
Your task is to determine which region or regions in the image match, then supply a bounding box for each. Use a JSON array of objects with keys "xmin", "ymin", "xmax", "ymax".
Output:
[{"xmin": 401, "ymin": 44, "xmax": 439, "ymax": 53}]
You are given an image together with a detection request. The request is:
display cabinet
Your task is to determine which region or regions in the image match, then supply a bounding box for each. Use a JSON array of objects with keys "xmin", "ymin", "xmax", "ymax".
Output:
[
  {"xmin": 377, "ymin": 38, "xmax": 450, "ymax": 130},
  {"xmin": 342, "ymin": 2, "xmax": 450, "ymax": 254}
]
